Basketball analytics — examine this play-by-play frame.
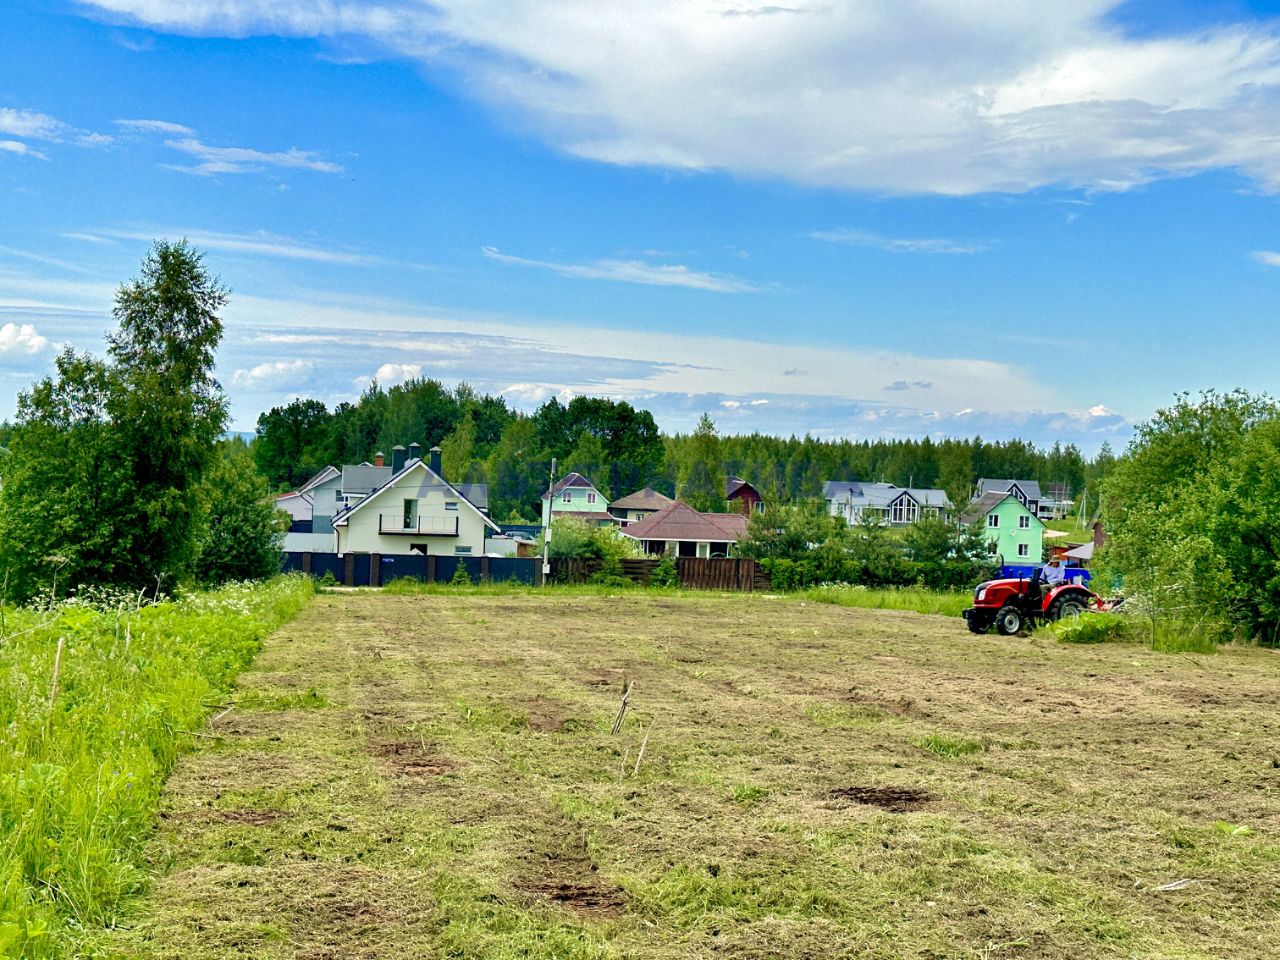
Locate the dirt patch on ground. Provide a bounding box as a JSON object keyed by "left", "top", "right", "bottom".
{"left": 844, "top": 689, "right": 920, "bottom": 718}
{"left": 372, "top": 740, "right": 455, "bottom": 777}
{"left": 828, "top": 786, "right": 933, "bottom": 813}
{"left": 525, "top": 879, "right": 626, "bottom": 915}
{"left": 520, "top": 696, "right": 568, "bottom": 732}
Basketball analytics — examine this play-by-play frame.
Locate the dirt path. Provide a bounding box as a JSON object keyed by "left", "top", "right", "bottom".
{"left": 112, "top": 591, "right": 1280, "bottom": 959}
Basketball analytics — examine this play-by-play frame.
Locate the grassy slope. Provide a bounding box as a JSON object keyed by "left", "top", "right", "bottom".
{"left": 113, "top": 591, "right": 1279, "bottom": 959}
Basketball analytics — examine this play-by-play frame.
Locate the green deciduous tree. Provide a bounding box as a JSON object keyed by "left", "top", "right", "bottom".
{"left": 0, "top": 241, "right": 230, "bottom": 600}
{"left": 195, "top": 442, "right": 287, "bottom": 584}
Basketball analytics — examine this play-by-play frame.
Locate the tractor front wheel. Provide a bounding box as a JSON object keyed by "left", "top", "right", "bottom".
{"left": 1051, "top": 598, "right": 1086, "bottom": 621}
{"left": 995, "top": 605, "right": 1024, "bottom": 636}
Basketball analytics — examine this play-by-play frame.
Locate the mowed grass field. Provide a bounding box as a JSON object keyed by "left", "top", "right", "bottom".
{"left": 111, "top": 591, "right": 1279, "bottom": 959}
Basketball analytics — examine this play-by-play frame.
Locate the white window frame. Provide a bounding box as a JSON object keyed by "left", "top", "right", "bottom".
{"left": 696, "top": 542, "right": 710, "bottom": 559}
{"left": 1017, "top": 543, "right": 1029, "bottom": 557}
{"left": 562, "top": 491, "right": 572, "bottom": 503}
{"left": 454, "top": 546, "right": 472, "bottom": 555}
{"left": 1019, "top": 515, "right": 1030, "bottom": 529}
{"left": 988, "top": 514, "right": 1000, "bottom": 528}
{"left": 445, "top": 500, "right": 459, "bottom": 511}
{"left": 587, "top": 492, "right": 597, "bottom": 504}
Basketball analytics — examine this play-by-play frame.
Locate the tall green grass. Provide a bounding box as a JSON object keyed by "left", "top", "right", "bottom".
{"left": 803, "top": 583, "right": 971, "bottom": 618}
{"left": 0, "top": 576, "right": 312, "bottom": 958}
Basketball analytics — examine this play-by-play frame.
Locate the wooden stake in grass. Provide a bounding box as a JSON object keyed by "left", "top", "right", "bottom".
{"left": 632, "top": 722, "right": 652, "bottom": 778}
{"left": 611, "top": 679, "right": 634, "bottom": 735}
{"left": 49, "top": 637, "right": 65, "bottom": 712}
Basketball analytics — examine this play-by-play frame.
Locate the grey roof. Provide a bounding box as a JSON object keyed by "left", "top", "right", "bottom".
{"left": 455, "top": 483, "right": 489, "bottom": 512}
{"left": 976, "top": 478, "right": 1042, "bottom": 501}
{"left": 298, "top": 465, "right": 340, "bottom": 494}
{"left": 960, "top": 491, "right": 1046, "bottom": 526}
{"left": 823, "top": 480, "right": 952, "bottom": 509}
{"left": 610, "top": 487, "right": 674, "bottom": 511}
{"left": 341, "top": 463, "right": 392, "bottom": 495}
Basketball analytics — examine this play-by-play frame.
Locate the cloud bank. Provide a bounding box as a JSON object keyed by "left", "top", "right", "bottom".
{"left": 76, "top": 0, "right": 1280, "bottom": 195}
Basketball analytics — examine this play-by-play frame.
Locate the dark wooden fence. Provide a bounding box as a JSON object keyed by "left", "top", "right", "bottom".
{"left": 550, "top": 557, "right": 768, "bottom": 591}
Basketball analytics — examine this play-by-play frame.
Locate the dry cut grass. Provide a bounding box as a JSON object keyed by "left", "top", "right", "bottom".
{"left": 109, "top": 590, "right": 1280, "bottom": 959}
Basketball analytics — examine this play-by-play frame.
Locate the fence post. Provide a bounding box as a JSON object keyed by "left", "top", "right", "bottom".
{"left": 301, "top": 552, "right": 312, "bottom": 575}
{"left": 370, "top": 553, "right": 381, "bottom": 588}
{"left": 480, "top": 556, "right": 490, "bottom": 583}
{"left": 343, "top": 553, "right": 355, "bottom": 587}
{"left": 427, "top": 555, "right": 437, "bottom": 584}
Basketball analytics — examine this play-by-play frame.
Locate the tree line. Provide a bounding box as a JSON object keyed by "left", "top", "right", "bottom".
{"left": 253, "top": 389, "right": 1119, "bottom": 521}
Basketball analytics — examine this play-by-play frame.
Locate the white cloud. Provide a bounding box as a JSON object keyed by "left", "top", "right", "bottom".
{"left": 231, "top": 358, "right": 313, "bottom": 386}
{"left": 482, "top": 246, "right": 761, "bottom": 293}
{"left": 0, "top": 140, "right": 48, "bottom": 160}
{"left": 69, "top": 1, "right": 1280, "bottom": 195}
{"left": 94, "top": 227, "right": 376, "bottom": 264}
{"left": 162, "top": 137, "right": 342, "bottom": 175}
{"left": 1252, "top": 251, "right": 1280, "bottom": 267}
{"left": 0, "top": 322, "right": 49, "bottom": 354}
{"left": 354, "top": 362, "right": 423, "bottom": 388}
{"left": 114, "top": 118, "right": 195, "bottom": 135}
{"left": 0, "top": 108, "right": 67, "bottom": 140}
{"left": 809, "top": 229, "right": 989, "bottom": 255}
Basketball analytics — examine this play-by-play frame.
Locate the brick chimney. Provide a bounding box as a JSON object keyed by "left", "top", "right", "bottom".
{"left": 374, "top": 451, "right": 385, "bottom": 468}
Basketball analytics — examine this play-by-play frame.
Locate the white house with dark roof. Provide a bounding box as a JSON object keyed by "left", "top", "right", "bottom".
{"left": 540, "top": 472, "right": 611, "bottom": 527}
{"left": 333, "top": 447, "right": 501, "bottom": 557}
{"left": 823, "top": 480, "right": 952, "bottom": 527}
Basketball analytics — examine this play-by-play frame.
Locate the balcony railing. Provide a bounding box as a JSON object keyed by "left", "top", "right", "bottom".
{"left": 379, "top": 514, "right": 459, "bottom": 536}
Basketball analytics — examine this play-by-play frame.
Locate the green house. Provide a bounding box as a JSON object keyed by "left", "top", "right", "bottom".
{"left": 960, "top": 491, "right": 1046, "bottom": 566}
{"left": 540, "top": 472, "right": 611, "bottom": 528}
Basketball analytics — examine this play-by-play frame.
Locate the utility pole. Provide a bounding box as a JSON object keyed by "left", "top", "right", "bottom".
{"left": 542, "top": 457, "right": 557, "bottom": 585}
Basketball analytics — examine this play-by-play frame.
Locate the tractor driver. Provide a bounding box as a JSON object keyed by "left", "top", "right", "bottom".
{"left": 1041, "top": 556, "right": 1067, "bottom": 597}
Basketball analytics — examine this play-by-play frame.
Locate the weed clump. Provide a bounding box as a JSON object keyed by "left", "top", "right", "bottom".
{"left": 915, "top": 733, "right": 984, "bottom": 758}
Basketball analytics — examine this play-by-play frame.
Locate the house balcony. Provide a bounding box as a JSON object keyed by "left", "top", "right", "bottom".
{"left": 378, "top": 514, "right": 459, "bottom": 536}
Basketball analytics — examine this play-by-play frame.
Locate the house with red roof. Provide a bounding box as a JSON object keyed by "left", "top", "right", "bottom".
{"left": 620, "top": 501, "right": 748, "bottom": 558}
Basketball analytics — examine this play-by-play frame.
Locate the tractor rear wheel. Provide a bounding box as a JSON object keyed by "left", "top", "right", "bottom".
{"left": 995, "top": 605, "right": 1024, "bottom": 636}
{"left": 1051, "top": 597, "right": 1086, "bottom": 621}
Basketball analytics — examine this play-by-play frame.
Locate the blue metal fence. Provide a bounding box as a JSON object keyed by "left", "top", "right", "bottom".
{"left": 282, "top": 551, "right": 538, "bottom": 586}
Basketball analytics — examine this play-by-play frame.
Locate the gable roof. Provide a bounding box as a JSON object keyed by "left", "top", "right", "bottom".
{"left": 725, "top": 476, "right": 760, "bottom": 499}
{"left": 298, "top": 465, "right": 340, "bottom": 495}
{"left": 610, "top": 487, "right": 674, "bottom": 511}
{"left": 620, "top": 501, "right": 748, "bottom": 543}
{"left": 454, "top": 483, "right": 488, "bottom": 512}
{"left": 960, "top": 491, "right": 1046, "bottom": 526}
{"left": 333, "top": 458, "right": 501, "bottom": 532}
{"left": 542, "top": 471, "right": 606, "bottom": 501}
{"left": 342, "top": 463, "right": 393, "bottom": 496}
{"left": 824, "top": 480, "right": 952, "bottom": 509}
{"left": 976, "top": 478, "right": 1043, "bottom": 501}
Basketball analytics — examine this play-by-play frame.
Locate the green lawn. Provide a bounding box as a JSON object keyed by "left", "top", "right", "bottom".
{"left": 107, "top": 590, "right": 1280, "bottom": 959}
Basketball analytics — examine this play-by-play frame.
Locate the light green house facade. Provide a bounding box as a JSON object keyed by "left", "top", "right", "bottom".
{"left": 962, "top": 492, "right": 1045, "bottom": 565}
{"left": 540, "top": 472, "right": 611, "bottom": 527}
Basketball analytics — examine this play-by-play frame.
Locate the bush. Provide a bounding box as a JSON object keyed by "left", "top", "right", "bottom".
{"left": 589, "top": 553, "right": 631, "bottom": 588}
{"left": 649, "top": 553, "right": 678, "bottom": 588}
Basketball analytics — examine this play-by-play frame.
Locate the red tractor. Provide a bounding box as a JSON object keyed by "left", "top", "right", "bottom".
{"left": 962, "top": 569, "right": 1104, "bottom": 635}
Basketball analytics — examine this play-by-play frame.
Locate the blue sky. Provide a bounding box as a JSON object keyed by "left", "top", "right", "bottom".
{"left": 3, "top": 1, "right": 1280, "bottom": 451}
